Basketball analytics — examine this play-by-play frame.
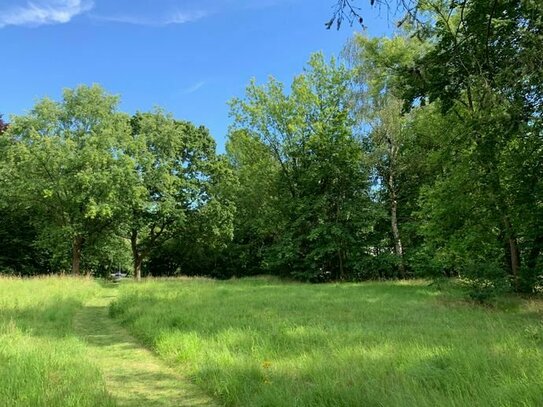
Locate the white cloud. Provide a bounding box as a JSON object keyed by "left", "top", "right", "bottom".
{"left": 168, "top": 10, "right": 208, "bottom": 24}
{"left": 0, "top": 0, "right": 93, "bottom": 28}
{"left": 0, "top": 0, "right": 286, "bottom": 29}
{"left": 183, "top": 81, "right": 206, "bottom": 94}
{"left": 91, "top": 9, "right": 208, "bottom": 26}
{"left": 89, "top": 0, "right": 286, "bottom": 27}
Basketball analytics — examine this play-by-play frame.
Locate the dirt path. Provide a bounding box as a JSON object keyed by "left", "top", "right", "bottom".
{"left": 73, "top": 286, "right": 216, "bottom": 407}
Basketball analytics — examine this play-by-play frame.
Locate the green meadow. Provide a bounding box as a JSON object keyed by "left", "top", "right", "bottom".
{"left": 0, "top": 277, "right": 114, "bottom": 406}
{"left": 112, "top": 277, "right": 543, "bottom": 407}
{"left": 2, "top": 276, "right": 543, "bottom": 406}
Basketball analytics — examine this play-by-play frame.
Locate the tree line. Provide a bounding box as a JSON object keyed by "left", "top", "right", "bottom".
{"left": 1, "top": 0, "right": 541, "bottom": 294}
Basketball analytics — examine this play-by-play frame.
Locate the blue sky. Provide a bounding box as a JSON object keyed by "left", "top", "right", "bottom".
{"left": 1, "top": 0, "right": 394, "bottom": 151}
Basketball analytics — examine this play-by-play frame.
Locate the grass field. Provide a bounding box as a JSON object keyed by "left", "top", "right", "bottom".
{"left": 2, "top": 276, "right": 543, "bottom": 406}
{"left": 111, "top": 277, "right": 543, "bottom": 407}
{"left": 0, "top": 276, "right": 114, "bottom": 406}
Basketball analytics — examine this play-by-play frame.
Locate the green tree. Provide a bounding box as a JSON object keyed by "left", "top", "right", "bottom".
{"left": 125, "top": 111, "right": 234, "bottom": 280}
{"left": 2, "top": 85, "right": 132, "bottom": 274}
{"left": 223, "top": 130, "right": 282, "bottom": 276}
{"left": 0, "top": 114, "right": 43, "bottom": 274}
{"left": 230, "top": 53, "right": 375, "bottom": 280}
{"left": 346, "top": 34, "right": 430, "bottom": 277}
{"left": 398, "top": 0, "right": 543, "bottom": 290}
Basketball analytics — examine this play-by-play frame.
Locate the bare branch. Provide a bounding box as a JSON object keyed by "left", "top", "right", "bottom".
{"left": 327, "top": 0, "right": 419, "bottom": 30}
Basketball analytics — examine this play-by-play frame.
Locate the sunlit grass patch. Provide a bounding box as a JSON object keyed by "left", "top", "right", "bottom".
{"left": 0, "top": 276, "right": 114, "bottom": 407}
{"left": 113, "top": 278, "right": 543, "bottom": 406}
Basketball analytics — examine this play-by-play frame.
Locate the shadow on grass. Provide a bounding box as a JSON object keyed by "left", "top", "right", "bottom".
{"left": 0, "top": 298, "right": 85, "bottom": 338}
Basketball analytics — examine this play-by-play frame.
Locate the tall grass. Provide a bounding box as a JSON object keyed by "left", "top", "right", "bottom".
{"left": 112, "top": 277, "right": 543, "bottom": 406}
{"left": 0, "top": 276, "right": 114, "bottom": 406}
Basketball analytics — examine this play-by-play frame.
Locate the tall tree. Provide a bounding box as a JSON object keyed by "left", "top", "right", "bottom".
{"left": 223, "top": 130, "right": 282, "bottom": 276}
{"left": 125, "top": 111, "right": 234, "bottom": 280}
{"left": 346, "top": 34, "right": 429, "bottom": 277}
{"left": 398, "top": 0, "right": 543, "bottom": 290}
{"left": 230, "top": 54, "right": 375, "bottom": 280}
{"left": 3, "top": 85, "right": 132, "bottom": 274}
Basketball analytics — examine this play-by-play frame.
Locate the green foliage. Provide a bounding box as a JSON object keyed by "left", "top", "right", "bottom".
{"left": 345, "top": 33, "right": 440, "bottom": 279}
{"left": 229, "top": 53, "right": 376, "bottom": 280}
{"left": 396, "top": 0, "right": 543, "bottom": 291}
{"left": 2, "top": 85, "right": 132, "bottom": 274}
{"left": 0, "top": 204, "right": 50, "bottom": 275}
{"left": 341, "top": 1, "right": 543, "bottom": 291}
{"left": 0, "top": 88, "right": 233, "bottom": 277}
{"left": 220, "top": 130, "right": 282, "bottom": 277}
{"left": 124, "top": 111, "right": 235, "bottom": 278}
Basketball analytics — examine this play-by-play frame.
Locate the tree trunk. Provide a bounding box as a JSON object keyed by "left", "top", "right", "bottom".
{"left": 130, "top": 229, "right": 143, "bottom": 281}
{"left": 483, "top": 156, "right": 520, "bottom": 289}
{"left": 134, "top": 254, "right": 143, "bottom": 282}
{"left": 338, "top": 248, "right": 345, "bottom": 280}
{"left": 509, "top": 236, "right": 521, "bottom": 291}
{"left": 503, "top": 217, "right": 520, "bottom": 290}
{"left": 71, "top": 235, "right": 84, "bottom": 275}
{"left": 388, "top": 173, "right": 405, "bottom": 278}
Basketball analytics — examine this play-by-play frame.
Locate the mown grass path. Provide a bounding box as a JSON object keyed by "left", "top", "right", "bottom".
{"left": 73, "top": 285, "right": 216, "bottom": 407}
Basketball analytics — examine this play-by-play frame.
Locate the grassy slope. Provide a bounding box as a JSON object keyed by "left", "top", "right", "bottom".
{"left": 112, "top": 277, "right": 543, "bottom": 407}
{"left": 0, "top": 276, "right": 114, "bottom": 407}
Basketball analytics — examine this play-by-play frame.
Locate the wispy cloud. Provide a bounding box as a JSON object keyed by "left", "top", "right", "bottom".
{"left": 0, "top": 0, "right": 286, "bottom": 29}
{"left": 91, "top": 9, "right": 208, "bottom": 26}
{"left": 0, "top": 0, "right": 93, "bottom": 28}
{"left": 91, "top": 0, "right": 287, "bottom": 27}
{"left": 183, "top": 81, "right": 206, "bottom": 94}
